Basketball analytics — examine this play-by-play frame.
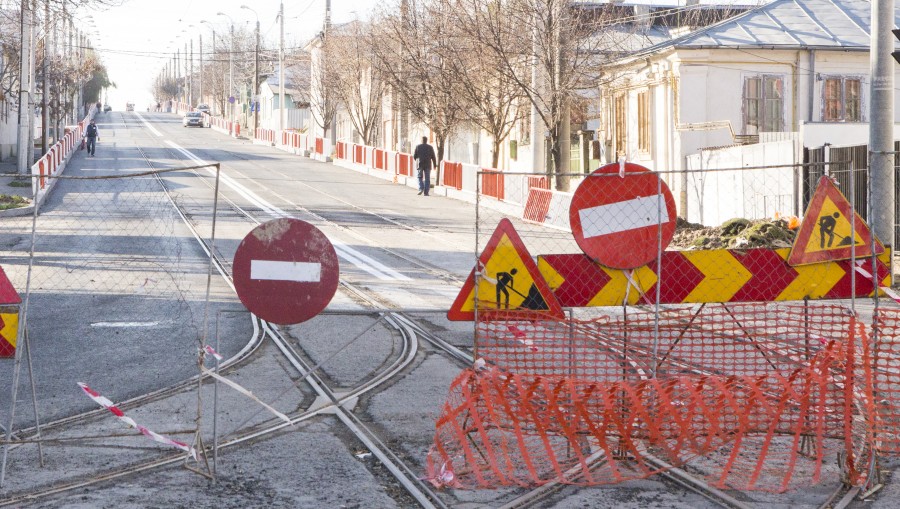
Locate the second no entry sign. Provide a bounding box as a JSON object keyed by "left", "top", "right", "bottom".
{"left": 233, "top": 218, "right": 340, "bottom": 324}
{"left": 569, "top": 162, "right": 676, "bottom": 269}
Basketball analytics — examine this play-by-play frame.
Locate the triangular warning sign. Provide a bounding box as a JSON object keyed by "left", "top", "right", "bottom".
{"left": 788, "top": 175, "right": 884, "bottom": 266}
{"left": 448, "top": 218, "right": 564, "bottom": 321}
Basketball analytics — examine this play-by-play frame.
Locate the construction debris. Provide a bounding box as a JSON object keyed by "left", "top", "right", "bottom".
{"left": 670, "top": 217, "right": 797, "bottom": 250}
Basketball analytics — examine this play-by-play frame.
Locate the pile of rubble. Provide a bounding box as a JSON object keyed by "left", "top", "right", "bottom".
{"left": 670, "top": 217, "right": 798, "bottom": 250}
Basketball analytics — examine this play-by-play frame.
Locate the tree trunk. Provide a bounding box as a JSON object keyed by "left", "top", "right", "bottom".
{"left": 435, "top": 136, "right": 445, "bottom": 186}
{"left": 491, "top": 137, "right": 501, "bottom": 169}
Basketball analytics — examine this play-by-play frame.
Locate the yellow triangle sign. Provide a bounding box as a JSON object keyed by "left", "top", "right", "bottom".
{"left": 788, "top": 176, "right": 884, "bottom": 266}
{"left": 448, "top": 219, "right": 563, "bottom": 321}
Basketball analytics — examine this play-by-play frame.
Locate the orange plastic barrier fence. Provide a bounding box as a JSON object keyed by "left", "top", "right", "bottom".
{"left": 397, "top": 153, "right": 413, "bottom": 176}
{"left": 872, "top": 309, "right": 900, "bottom": 455}
{"left": 374, "top": 149, "right": 386, "bottom": 170}
{"left": 481, "top": 169, "right": 504, "bottom": 200}
{"left": 527, "top": 175, "right": 549, "bottom": 190}
{"left": 443, "top": 162, "right": 463, "bottom": 190}
{"left": 428, "top": 304, "right": 872, "bottom": 492}
{"left": 522, "top": 187, "right": 552, "bottom": 223}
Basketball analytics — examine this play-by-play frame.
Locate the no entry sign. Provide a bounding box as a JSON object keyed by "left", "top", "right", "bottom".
{"left": 233, "top": 218, "right": 340, "bottom": 324}
{"left": 569, "top": 162, "right": 676, "bottom": 269}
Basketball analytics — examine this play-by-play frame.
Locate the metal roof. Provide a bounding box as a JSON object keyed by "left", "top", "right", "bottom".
{"left": 668, "top": 0, "right": 882, "bottom": 50}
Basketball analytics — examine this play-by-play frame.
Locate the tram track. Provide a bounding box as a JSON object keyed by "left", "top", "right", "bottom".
{"left": 141, "top": 117, "right": 855, "bottom": 509}
{"left": 0, "top": 113, "right": 856, "bottom": 508}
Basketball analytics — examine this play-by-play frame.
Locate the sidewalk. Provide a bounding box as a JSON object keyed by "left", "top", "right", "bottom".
{"left": 0, "top": 159, "right": 34, "bottom": 216}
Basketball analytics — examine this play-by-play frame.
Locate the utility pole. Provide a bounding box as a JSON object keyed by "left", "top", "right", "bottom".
{"left": 16, "top": 0, "right": 33, "bottom": 174}
{"left": 870, "top": 0, "right": 895, "bottom": 249}
{"left": 399, "top": 0, "right": 408, "bottom": 153}
{"left": 325, "top": 0, "right": 334, "bottom": 146}
{"left": 41, "top": 0, "right": 48, "bottom": 156}
{"left": 199, "top": 34, "right": 203, "bottom": 107}
{"left": 556, "top": 0, "right": 571, "bottom": 192}
{"left": 279, "top": 1, "right": 285, "bottom": 133}
{"left": 254, "top": 19, "right": 259, "bottom": 132}
{"left": 530, "top": 12, "right": 543, "bottom": 175}
{"left": 189, "top": 39, "right": 193, "bottom": 107}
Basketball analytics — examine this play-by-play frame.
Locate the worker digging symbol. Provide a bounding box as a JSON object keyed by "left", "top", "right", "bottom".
{"left": 818, "top": 211, "right": 854, "bottom": 249}
{"left": 496, "top": 268, "right": 517, "bottom": 309}
{"left": 481, "top": 267, "right": 550, "bottom": 311}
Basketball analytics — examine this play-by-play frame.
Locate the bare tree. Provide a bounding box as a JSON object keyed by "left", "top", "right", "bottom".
{"left": 309, "top": 32, "right": 338, "bottom": 140}
{"left": 445, "top": 4, "right": 525, "bottom": 169}
{"left": 372, "top": 0, "right": 464, "bottom": 181}
{"left": 325, "top": 21, "right": 385, "bottom": 146}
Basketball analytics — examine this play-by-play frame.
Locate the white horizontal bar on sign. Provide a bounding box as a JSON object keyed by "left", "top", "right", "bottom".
{"left": 251, "top": 260, "right": 321, "bottom": 282}
{"left": 579, "top": 194, "right": 670, "bottom": 238}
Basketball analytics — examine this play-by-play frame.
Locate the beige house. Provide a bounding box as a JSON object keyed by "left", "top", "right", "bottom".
{"left": 595, "top": 0, "right": 900, "bottom": 223}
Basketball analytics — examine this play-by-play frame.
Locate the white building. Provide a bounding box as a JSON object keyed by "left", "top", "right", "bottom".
{"left": 258, "top": 63, "right": 311, "bottom": 132}
{"left": 597, "top": 0, "right": 900, "bottom": 223}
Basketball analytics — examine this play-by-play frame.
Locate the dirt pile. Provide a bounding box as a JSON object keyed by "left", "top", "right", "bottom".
{"left": 670, "top": 217, "right": 797, "bottom": 250}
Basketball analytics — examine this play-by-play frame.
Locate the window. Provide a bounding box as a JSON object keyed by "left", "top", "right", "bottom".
{"left": 518, "top": 100, "right": 531, "bottom": 144}
{"left": 823, "top": 77, "right": 862, "bottom": 122}
{"left": 614, "top": 94, "right": 626, "bottom": 156}
{"left": 743, "top": 75, "right": 784, "bottom": 134}
{"left": 637, "top": 90, "right": 650, "bottom": 152}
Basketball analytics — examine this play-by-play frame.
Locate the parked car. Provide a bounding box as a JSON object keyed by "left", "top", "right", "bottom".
{"left": 196, "top": 104, "right": 210, "bottom": 115}
{"left": 103, "top": 104, "right": 111, "bottom": 112}
{"left": 125, "top": 102, "right": 135, "bottom": 112}
{"left": 182, "top": 112, "right": 204, "bottom": 127}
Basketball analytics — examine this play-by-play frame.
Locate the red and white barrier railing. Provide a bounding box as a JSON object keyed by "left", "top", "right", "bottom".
{"left": 31, "top": 110, "right": 91, "bottom": 207}
{"left": 254, "top": 128, "right": 275, "bottom": 145}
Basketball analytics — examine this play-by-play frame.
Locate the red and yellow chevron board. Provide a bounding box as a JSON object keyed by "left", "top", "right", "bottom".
{"left": 0, "top": 266, "right": 21, "bottom": 357}
{"left": 538, "top": 248, "right": 892, "bottom": 307}
{"left": 448, "top": 174, "right": 894, "bottom": 319}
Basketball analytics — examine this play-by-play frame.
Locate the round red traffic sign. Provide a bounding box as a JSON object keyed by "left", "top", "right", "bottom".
{"left": 569, "top": 162, "right": 676, "bottom": 269}
{"left": 233, "top": 218, "right": 340, "bottom": 324}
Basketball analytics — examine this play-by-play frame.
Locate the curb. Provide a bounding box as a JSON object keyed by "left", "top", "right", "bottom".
{"left": 0, "top": 204, "right": 34, "bottom": 218}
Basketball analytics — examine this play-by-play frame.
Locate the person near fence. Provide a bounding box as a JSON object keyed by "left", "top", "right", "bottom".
{"left": 414, "top": 136, "right": 437, "bottom": 196}
{"left": 84, "top": 120, "right": 99, "bottom": 157}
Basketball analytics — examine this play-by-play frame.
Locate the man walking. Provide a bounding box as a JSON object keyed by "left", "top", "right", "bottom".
{"left": 413, "top": 136, "right": 437, "bottom": 196}
{"left": 84, "top": 119, "right": 99, "bottom": 157}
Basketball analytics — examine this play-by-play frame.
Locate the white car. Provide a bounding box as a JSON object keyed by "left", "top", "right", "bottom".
{"left": 182, "top": 112, "right": 204, "bottom": 127}
{"left": 196, "top": 104, "right": 211, "bottom": 115}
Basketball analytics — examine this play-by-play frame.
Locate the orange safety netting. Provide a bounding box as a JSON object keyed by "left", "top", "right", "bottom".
{"left": 873, "top": 309, "right": 900, "bottom": 455}
{"left": 428, "top": 303, "right": 873, "bottom": 492}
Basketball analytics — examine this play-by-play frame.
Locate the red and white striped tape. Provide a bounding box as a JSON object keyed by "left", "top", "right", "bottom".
{"left": 853, "top": 264, "right": 900, "bottom": 305}
{"left": 78, "top": 382, "right": 197, "bottom": 459}
{"left": 203, "top": 345, "right": 223, "bottom": 361}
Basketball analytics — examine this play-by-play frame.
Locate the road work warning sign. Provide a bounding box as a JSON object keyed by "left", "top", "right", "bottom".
{"left": 788, "top": 175, "right": 884, "bottom": 266}
{"left": 448, "top": 218, "right": 563, "bottom": 321}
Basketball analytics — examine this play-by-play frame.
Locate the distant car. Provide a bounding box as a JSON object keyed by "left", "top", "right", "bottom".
{"left": 182, "top": 111, "right": 204, "bottom": 127}
{"left": 196, "top": 104, "right": 210, "bottom": 115}
{"left": 103, "top": 104, "right": 111, "bottom": 112}
{"left": 125, "top": 102, "right": 134, "bottom": 112}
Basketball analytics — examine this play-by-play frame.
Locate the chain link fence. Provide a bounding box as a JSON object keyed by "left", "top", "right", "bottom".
{"left": 430, "top": 161, "right": 897, "bottom": 493}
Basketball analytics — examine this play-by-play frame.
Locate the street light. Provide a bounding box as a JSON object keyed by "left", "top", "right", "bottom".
{"left": 201, "top": 20, "right": 216, "bottom": 114}
{"left": 240, "top": 4, "right": 260, "bottom": 133}
{"left": 216, "top": 12, "right": 235, "bottom": 127}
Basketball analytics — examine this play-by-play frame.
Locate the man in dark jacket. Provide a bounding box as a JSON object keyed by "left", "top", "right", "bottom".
{"left": 84, "top": 120, "right": 99, "bottom": 156}
{"left": 413, "top": 136, "right": 437, "bottom": 196}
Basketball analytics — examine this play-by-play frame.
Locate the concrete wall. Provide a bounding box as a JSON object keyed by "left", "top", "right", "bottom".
{"left": 0, "top": 102, "right": 18, "bottom": 161}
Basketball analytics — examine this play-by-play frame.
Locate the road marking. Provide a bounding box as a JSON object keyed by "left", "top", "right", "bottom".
{"left": 164, "top": 140, "right": 410, "bottom": 281}
{"left": 133, "top": 111, "right": 163, "bottom": 137}
{"left": 251, "top": 260, "right": 321, "bottom": 282}
{"left": 90, "top": 321, "right": 160, "bottom": 328}
{"left": 579, "top": 194, "right": 668, "bottom": 238}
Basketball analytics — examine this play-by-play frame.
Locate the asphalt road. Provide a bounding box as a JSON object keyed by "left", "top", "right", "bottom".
{"left": 0, "top": 110, "right": 887, "bottom": 508}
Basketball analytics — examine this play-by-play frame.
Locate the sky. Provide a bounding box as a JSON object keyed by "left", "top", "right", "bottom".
{"left": 90, "top": 0, "right": 381, "bottom": 109}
